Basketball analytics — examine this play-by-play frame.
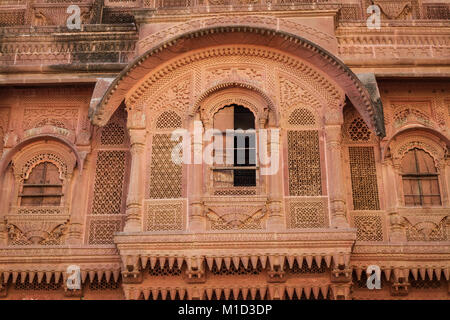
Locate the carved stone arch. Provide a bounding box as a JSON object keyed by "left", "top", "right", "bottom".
{"left": 11, "top": 141, "right": 77, "bottom": 181}
{"left": 93, "top": 26, "right": 379, "bottom": 135}
{"left": 384, "top": 127, "right": 450, "bottom": 162}
{"left": 193, "top": 84, "right": 276, "bottom": 127}
{"left": 277, "top": 71, "right": 325, "bottom": 114}
{"left": 137, "top": 15, "right": 337, "bottom": 55}
{"left": 0, "top": 135, "right": 83, "bottom": 179}
{"left": 388, "top": 131, "right": 447, "bottom": 169}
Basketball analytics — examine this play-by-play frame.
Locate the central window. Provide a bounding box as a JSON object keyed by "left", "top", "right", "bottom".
{"left": 213, "top": 104, "right": 256, "bottom": 188}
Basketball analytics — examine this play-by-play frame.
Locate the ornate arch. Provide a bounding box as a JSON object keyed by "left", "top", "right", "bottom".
{"left": 11, "top": 141, "right": 77, "bottom": 180}
{"left": 0, "top": 135, "right": 83, "bottom": 179}
{"left": 387, "top": 131, "right": 447, "bottom": 169}
{"left": 195, "top": 85, "right": 274, "bottom": 127}
{"left": 91, "top": 26, "right": 379, "bottom": 135}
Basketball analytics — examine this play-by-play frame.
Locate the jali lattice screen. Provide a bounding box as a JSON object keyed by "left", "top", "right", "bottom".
{"left": 348, "top": 147, "right": 380, "bottom": 210}
{"left": 287, "top": 130, "right": 322, "bottom": 196}
{"left": 353, "top": 214, "right": 384, "bottom": 241}
{"left": 286, "top": 197, "right": 329, "bottom": 228}
{"left": 149, "top": 134, "right": 182, "bottom": 199}
{"left": 144, "top": 199, "right": 185, "bottom": 231}
{"left": 87, "top": 106, "right": 129, "bottom": 245}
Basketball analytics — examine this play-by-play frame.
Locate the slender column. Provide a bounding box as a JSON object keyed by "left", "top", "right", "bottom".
{"left": 66, "top": 152, "right": 90, "bottom": 245}
{"left": 123, "top": 128, "right": 146, "bottom": 232}
{"left": 189, "top": 119, "right": 205, "bottom": 232}
{"left": 325, "top": 112, "right": 349, "bottom": 228}
{"left": 392, "top": 161, "right": 404, "bottom": 208}
{"left": 438, "top": 162, "right": 449, "bottom": 206}
{"left": 266, "top": 127, "right": 284, "bottom": 231}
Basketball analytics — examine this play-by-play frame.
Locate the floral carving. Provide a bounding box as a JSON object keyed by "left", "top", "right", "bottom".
{"left": 23, "top": 108, "right": 79, "bottom": 131}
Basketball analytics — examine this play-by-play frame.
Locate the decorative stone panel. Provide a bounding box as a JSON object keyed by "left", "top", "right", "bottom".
{"left": 144, "top": 199, "right": 186, "bottom": 232}
{"left": 350, "top": 211, "right": 386, "bottom": 242}
{"left": 285, "top": 197, "right": 329, "bottom": 229}
{"left": 88, "top": 217, "right": 123, "bottom": 245}
{"left": 204, "top": 196, "right": 267, "bottom": 230}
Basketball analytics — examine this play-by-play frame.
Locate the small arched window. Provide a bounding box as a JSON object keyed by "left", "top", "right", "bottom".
{"left": 20, "top": 162, "right": 63, "bottom": 206}
{"left": 401, "top": 148, "right": 441, "bottom": 207}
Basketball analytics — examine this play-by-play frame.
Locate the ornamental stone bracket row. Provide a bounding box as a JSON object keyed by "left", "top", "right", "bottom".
{"left": 352, "top": 252, "right": 450, "bottom": 297}
{"left": 0, "top": 260, "right": 121, "bottom": 298}
{"left": 114, "top": 231, "right": 356, "bottom": 299}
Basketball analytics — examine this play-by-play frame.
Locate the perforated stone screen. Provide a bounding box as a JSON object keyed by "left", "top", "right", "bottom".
{"left": 149, "top": 134, "right": 182, "bottom": 199}
{"left": 287, "top": 130, "right": 322, "bottom": 196}
{"left": 348, "top": 147, "right": 380, "bottom": 210}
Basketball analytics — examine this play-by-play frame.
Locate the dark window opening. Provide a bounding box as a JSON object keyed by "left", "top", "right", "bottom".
{"left": 213, "top": 104, "right": 256, "bottom": 187}
{"left": 233, "top": 105, "right": 256, "bottom": 186}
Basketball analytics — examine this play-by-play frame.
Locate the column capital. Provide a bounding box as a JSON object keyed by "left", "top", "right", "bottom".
{"left": 325, "top": 125, "right": 343, "bottom": 147}
{"left": 128, "top": 128, "right": 147, "bottom": 147}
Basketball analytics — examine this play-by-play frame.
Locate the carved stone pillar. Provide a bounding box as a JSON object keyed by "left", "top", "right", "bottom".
{"left": 266, "top": 127, "right": 284, "bottom": 231}
{"left": 325, "top": 114, "right": 349, "bottom": 228}
{"left": 189, "top": 118, "right": 205, "bottom": 232}
{"left": 388, "top": 209, "right": 406, "bottom": 242}
{"left": 66, "top": 152, "right": 90, "bottom": 245}
{"left": 124, "top": 128, "right": 146, "bottom": 232}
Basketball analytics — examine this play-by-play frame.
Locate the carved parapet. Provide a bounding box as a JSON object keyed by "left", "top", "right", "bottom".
{"left": 203, "top": 196, "right": 268, "bottom": 231}
{"left": 388, "top": 209, "right": 407, "bottom": 242}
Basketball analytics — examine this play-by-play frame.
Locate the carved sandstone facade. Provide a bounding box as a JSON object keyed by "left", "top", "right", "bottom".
{"left": 0, "top": 0, "right": 449, "bottom": 300}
